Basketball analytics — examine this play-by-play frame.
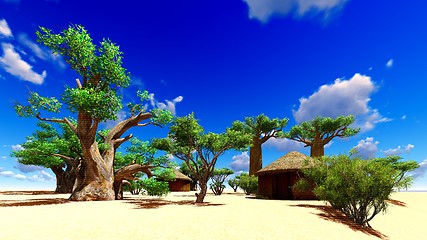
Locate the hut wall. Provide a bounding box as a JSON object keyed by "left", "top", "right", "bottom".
{"left": 273, "top": 173, "right": 293, "bottom": 200}
{"left": 168, "top": 180, "right": 190, "bottom": 192}
{"left": 257, "top": 174, "right": 273, "bottom": 199}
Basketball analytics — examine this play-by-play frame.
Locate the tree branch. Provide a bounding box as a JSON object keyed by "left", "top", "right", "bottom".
{"left": 114, "top": 134, "right": 133, "bottom": 148}
{"left": 36, "top": 113, "right": 77, "bottom": 134}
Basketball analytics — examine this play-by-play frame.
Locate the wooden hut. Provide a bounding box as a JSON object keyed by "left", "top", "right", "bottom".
{"left": 162, "top": 169, "right": 192, "bottom": 192}
{"left": 255, "top": 151, "right": 317, "bottom": 200}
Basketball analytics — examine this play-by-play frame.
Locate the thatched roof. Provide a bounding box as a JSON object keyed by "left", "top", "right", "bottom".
{"left": 256, "top": 151, "right": 314, "bottom": 176}
{"left": 172, "top": 169, "right": 192, "bottom": 181}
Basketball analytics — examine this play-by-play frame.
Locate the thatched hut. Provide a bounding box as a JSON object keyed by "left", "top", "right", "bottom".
{"left": 160, "top": 169, "right": 192, "bottom": 192}
{"left": 255, "top": 151, "right": 317, "bottom": 200}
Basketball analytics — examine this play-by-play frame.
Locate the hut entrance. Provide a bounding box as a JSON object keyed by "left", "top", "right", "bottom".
{"left": 272, "top": 173, "right": 293, "bottom": 200}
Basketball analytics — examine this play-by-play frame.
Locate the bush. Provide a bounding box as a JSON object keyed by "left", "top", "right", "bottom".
{"left": 302, "top": 154, "right": 418, "bottom": 228}
{"left": 123, "top": 180, "right": 144, "bottom": 195}
{"left": 227, "top": 178, "right": 239, "bottom": 192}
{"left": 209, "top": 168, "right": 234, "bottom": 195}
{"left": 141, "top": 178, "right": 170, "bottom": 197}
{"left": 237, "top": 173, "right": 258, "bottom": 195}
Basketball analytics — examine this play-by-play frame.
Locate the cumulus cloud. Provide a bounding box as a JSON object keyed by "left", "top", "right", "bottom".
{"left": 292, "top": 73, "right": 391, "bottom": 132}
{"left": 0, "top": 43, "right": 47, "bottom": 84}
{"left": 28, "top": 170, "right": 54, "bottom": 182}
{"left": 353, "top": 137, "right": 379, "bottom": 159}
{"left": 0, "top": 19, "right": 13, "bottom": 38}
{"left": 410, "top": 159, "right": 427, "bottom": 179}
{"left": 242, "top": 0, "right": 348, "bottom": 22}
{"left": 11, "top": 144, "right": 24, "bottom": 151}
{"left": 17, "top": 33, "right": 66, "bottom": 69}
{"left": 382, "top": 144, "right": 414, "bottom": 156}
{"left": 386, "top": 59, "right": 394, "bottom": 68}
{"left": 264, "top": 137, "right": 305, "bottom": 152}
{"left": 0, "top": 170, "right": 15, "bottom": 177}
{"left": 149, "top": 94, "right": 183, "bottom": 116}
{"left": 229, "top": 152, "right": 249, "bottom": 172}
{"left": 14, "top": 162, "right": 45, "bottom": 173}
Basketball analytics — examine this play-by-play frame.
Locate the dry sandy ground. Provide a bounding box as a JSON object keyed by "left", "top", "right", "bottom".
{"left": 0, "top": 190, "right": 425, "bottom": 240}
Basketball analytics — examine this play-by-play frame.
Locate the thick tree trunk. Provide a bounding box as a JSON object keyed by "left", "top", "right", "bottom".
{"left": 310, "top": 143, "right": 325, "bottom": 157}
{"left": 51, "top": 165, "right": 76, "bottom": 193}
{"left": 69, "top": 141, "right": 115, "bottom": 201}
{"left": 249, "top": 141, "right": 262, "bottom": 176}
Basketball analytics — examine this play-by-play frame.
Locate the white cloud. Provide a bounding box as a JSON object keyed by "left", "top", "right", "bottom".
{"left": 401, "top": 115, "right": 406, "bottom": 120}
{"left": 11, "top": 144, "right": 24, "bottom": 151}
{"left": 29, "top": 170, "right": 54, "bottom": 182}
{"left": 410, "top": 159, "right": 427, "bottom": 179}
{"left": 353, "top": 137, "right": 379, "bottom": 159}
{"left": 264, "top": 137, "right": 305, "bottom": 152}
{"left": 242, "top": 0, "right": 348, "bottom": 22}
{"left": 324, "top": 140, "right": 333, "bottom": 149}
{"left": 0, "top": 170, "right": 15, "bottom": 177}
{"left": 0, "top": 19, "right": 13, "bottom": 38}
{"left": 0, "top": 43, "right": 47, "bottom": 84}
{"left": 1, "top": 156, "right": 6, "bottom": 159}
{"left": 293, "top": 73, "right": 391, "bottom": 132}
{"left": 17, "top": 33, "right": 66, "bottom": 69}
{"left": 14, "top": 162, "right": 45, "bottom": 173}
{"left": 229, "top": 152, "right": 249, "bottom": 172}
{"left": 386, "top": 59, "right": 394, "bottom": 68}
{"left": 149, "top": 93, "right": 183, "bottom": 116}
{"left": 382, "top": 144, "right": 414, "bottom": 156}
{"left": 13, "top": 174, "right": 26, "bottom": 180}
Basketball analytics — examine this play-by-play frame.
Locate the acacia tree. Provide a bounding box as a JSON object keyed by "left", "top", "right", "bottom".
{"left": 179, "top": 160, "right": 203, "bottom": 191}
{"left": 285, "top": 115, "right": 359, "bottom": 157}
{"left": 15, "top": 25, "right": 172, "bottom": 201}
{"left": 152, "top": 114, "right": 252, "bottom": 203}
{"left": 232, "top": 114, "right": 288, "bottom": 175}
{"left": 11, "top": 121, "right": 80, "bottom": 193}
{"left": 209, "top": 168, "right": 234, "bottom": 195}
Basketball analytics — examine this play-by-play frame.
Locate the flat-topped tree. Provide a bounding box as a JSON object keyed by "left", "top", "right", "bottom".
{"left": 152, "top": 113, "right": 252, "bottom": 203}
{"left": 11, "top": 121, "right": 81, "bottom": 193}
{"left": 285, "top": 115, "right": 360, "bottom": 157}
{"left": 14, "top": 25, "right": 172, "bottom": 201}
{"left": 232, "top": 114, "right": 288, "bottom": 175}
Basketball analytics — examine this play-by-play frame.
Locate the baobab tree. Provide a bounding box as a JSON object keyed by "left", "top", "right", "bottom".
{"left": 232, "top": 114, "right": 288, "bottom": 175}
{"left": 285, "top": 115, "right": 360, "bottom": 157}
{"left": 15, "top": 24, "right": 172, "bottom": 201}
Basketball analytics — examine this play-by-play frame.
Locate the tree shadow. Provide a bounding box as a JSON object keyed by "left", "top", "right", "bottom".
{"left": 386, "top": 199, "right": 406, "bottom": 207}
{"left": 126, "top": 199, "right": 224, "bottom": 209}
{"left": 291, "top": 204, "right": 389, "bottom": 240}
{"left": 0, "top": 191, "right": 57, "bottom": 195}
{"left": 0, "top": 198, "right": 69, "bottom": 207}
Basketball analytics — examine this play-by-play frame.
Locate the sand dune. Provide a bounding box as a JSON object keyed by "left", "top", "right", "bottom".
{"left": 0, "top": 190, "right": 425, "bottom": 240}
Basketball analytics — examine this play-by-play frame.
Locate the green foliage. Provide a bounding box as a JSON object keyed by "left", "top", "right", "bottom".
{"left": 209, "top": 168, "right": 234, "bottom": 195}
{"left": 302, "top": 154, "right": 419, "bottom": 228}
{"left": 286, "top": 115, "right": 359, "bottom": 141}
{"left": 227, "top": 178, "right": 239, "bottom": 192}
{"left": 236, "top": 173, "right": 258, "bottom": 195}
{"left": 11, "top": 121, "right": 80, "bottom": 168}
{"left": 124, "top": 180, "right": 144, "bottom": 195}
{"left": 15, "top": 92, "right": 61, "bottom": 117}
{"left": 232, "top": 113, "right": 288, "bottom": 138}
{"left": 141, "top": 178, "right": 170, "bottom": 197}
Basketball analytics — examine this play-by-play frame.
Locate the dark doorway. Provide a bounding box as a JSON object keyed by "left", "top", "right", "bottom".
{"left": 273, "top": 173, "right": 293, "bottom": 199}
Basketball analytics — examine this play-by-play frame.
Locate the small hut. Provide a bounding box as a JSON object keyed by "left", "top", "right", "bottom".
{"left": 255, "top": 151, "right": 317, "bottom": 200}
{"left": 161, "top": 169, "right": 192, "bottom": 192}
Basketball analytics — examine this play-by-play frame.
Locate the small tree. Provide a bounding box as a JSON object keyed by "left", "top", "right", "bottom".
{"left": 209, "top": 168, "right": 234, "bottom": 195}
{"left": 237, "top": 173, "right": 258, "bottom": 195}
{"left": 228, "top": 178, "right": 239, "bottom": 192}
{"left": 285, "top": 115, "right": 359, "bottom": 157}
{"left": 301, "top": 154, "right": 419, "bottom": 228}
{"left": 152, "top": 113, "right": 252, "bottom": 203}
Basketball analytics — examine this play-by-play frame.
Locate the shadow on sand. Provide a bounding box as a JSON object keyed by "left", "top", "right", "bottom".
{"left": 290, "top": 204, "right": 389, "bottom": 239}
{"left": 125, "top": 198, "right": 224, "bottom": 209}
{"left": 0, "top": 198, "right": 69, "bottom": 207}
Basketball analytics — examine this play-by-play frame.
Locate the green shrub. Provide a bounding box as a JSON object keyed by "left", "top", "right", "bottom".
{"left": 141, "top": 178, "right": 170, "bottom": 197}
{"left": 227, "top": 178, "right": 239, "bottom": 192}
{"left": 237, "top": 173, "right": 258, "bottom": 195}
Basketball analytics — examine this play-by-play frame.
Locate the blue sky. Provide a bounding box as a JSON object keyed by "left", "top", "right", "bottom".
{"left": 0, "top": 0, "right": 426, "bottom": 190}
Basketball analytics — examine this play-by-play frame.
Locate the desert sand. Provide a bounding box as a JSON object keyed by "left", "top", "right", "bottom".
{"left": 0, "top": 190, "right": 425, "bottom": 240}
